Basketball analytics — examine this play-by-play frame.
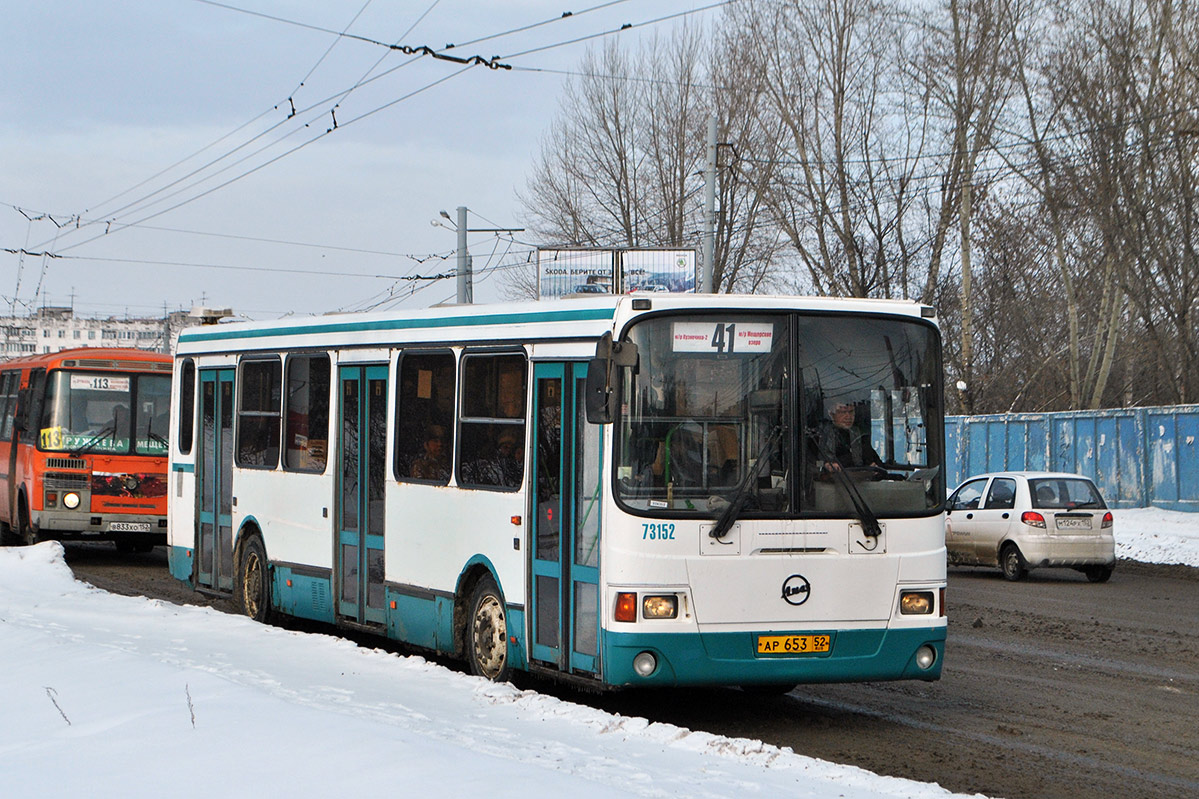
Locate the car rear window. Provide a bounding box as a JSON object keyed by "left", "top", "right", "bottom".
{"left": 1029, "top": 478, "right": 1106, "bottom": 510}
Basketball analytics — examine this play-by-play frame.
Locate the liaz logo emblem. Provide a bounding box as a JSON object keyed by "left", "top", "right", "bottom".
{"left": 781, "top": 574, "right": 811, "bottom": 606}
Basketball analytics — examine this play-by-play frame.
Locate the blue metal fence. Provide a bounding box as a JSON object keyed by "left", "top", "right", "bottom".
{"left": 945, "top": 405, "right": 1199, "bottom": 511}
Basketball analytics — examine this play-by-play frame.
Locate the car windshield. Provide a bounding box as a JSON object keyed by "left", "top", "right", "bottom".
{"left": 1029, "top": 478, "right": 1106, "bottom": 510}
{"left": 39, "top": 370, "right": 171, "bottom": 456}
{"left": 615, "top": 312, "right": 943, "bottom": 517}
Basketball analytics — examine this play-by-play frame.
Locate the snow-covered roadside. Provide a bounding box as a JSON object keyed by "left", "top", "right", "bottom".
{"left": 0, "top": 544, "right": 986, "bottom": 799}
{"left": 3, "top": 506, "right": 1196, "bottom": 799}
{"left": 1111, "top": 507, "right": 1199, "bottom": 567}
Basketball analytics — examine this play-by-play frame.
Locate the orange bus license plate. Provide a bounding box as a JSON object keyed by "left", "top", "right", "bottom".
{"left": 756, "top": 634, "right": 830, "bottom": 655}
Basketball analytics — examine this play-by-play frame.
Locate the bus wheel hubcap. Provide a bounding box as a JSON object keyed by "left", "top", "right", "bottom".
{"left": 473, "top": 595, "right": 506, "bottom": 678}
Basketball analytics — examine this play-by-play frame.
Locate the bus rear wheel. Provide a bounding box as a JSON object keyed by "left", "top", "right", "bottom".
{"left": 466, "top": 576, "right": 510, "bottom": 682}
{"left": 237, "top": 535, "right": 273, "bottom": 624}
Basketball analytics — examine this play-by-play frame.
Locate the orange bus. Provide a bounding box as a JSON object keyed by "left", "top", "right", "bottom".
{"left": 0, "top": 347, "right": 172, "bottom": 551}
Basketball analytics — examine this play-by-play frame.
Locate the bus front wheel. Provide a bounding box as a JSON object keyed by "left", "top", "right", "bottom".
{"left": 237, "top": 535, "right": 273, "bottom": 624}
{"left": 17, "top": 500, "right": 39, "bottom": 547}
{"left": 466, "top": 576, "right": 510, "bottom": 682}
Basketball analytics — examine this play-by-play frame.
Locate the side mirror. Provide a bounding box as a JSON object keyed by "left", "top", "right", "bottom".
{"left": 584, "top": 331, "right": 637, "bottom": 425}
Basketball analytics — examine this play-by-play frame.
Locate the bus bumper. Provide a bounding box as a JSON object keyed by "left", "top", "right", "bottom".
{"left": 601, "top": 625, "right": 945, "bottom": 687}
{"left": 30, "top": 509, "right": 167, "bottom": 544}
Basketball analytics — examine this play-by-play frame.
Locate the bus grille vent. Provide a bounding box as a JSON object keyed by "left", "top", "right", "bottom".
{"left": 46, "top": 458, "right": 88, "bottom": 470}
{"left": 756, "top": 547, "right": 828, "bottom": 555}
{"left": 311, "top": 582, "right": 330, "bottom": 615}
{"left": 45, "top": 472, "right": 90, "bottom": 489}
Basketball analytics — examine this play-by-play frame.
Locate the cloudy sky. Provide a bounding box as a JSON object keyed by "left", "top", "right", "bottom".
{"left": 1, "top": 1, "right": 717, "bottom": 320}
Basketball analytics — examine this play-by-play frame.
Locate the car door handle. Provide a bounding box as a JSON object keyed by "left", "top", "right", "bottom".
{"left": 1002, "top": 512, "right": 1010, "bottom": 519}
{"left": 965, "top": 513, "right": 973, "bottom": 519}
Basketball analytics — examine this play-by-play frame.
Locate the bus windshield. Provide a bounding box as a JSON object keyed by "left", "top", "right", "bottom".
{"left": 39, "top": 371, "right": 171, "bottom": 456}
{"left": 616, "top": 313, "right": 943, "bottom": 517}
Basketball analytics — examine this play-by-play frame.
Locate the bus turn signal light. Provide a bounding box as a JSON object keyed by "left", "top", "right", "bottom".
{"left": 614, "top": 592, "right": 637, "bottom": 622}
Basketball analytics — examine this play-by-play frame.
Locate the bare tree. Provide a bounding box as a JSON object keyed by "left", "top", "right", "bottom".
{"left": 513, "top": 25, "right": 782, "bottom": 298}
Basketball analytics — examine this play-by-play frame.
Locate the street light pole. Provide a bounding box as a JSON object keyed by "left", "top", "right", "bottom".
{"left": 456, "top": 206, "right": 471, "bottom": 304}
{"left": 438, "top": 207, "right": 524, "bottom": 305}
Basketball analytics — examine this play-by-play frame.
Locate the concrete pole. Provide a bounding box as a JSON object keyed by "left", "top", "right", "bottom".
{"left": 702, "top": 115, "right": 717, "bottom": 294}
{"left": 456, "top": 205, "right": 472, "bottom": 304}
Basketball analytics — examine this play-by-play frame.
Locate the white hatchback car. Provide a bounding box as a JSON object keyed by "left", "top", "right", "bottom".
{"left": 945, "top": 471, "right": 1116, "bottom": 582}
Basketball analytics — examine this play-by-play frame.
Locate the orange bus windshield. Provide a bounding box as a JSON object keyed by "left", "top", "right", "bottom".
{"left": 39, "top": 370, "right": 170, "bottom": 456}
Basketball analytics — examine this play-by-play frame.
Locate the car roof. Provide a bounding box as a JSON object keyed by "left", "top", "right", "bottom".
{"left": 957, "top": 471, "right": 1096, "bottom": 482}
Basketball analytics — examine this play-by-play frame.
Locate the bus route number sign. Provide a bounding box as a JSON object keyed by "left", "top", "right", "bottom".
{"left": 71, "top": 375, "right": 130, "bottom": 392}
{"left": 672, "top": 321, "right": 774, "bottom": 355}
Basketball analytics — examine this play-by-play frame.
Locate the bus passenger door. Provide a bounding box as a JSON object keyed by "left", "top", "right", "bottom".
{"left": 197, "top": 369, "right": 234, "bottom": 591}
{"left": 531, "top": 362, "right": 602, "bottom": 677}
{"left": 337, "top": 365, "right": 388, "bottom": 626}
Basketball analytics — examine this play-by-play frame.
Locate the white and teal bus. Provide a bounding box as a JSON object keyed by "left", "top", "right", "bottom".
{"left": 168, "top": 294, "right": 946, "bottom": 690}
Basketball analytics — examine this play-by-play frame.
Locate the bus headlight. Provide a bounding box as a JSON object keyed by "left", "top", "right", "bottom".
{"left": 915, "top": 645, "right": 937, "bottom": 670}
{"left": 899, "top": 591, "right": 934, "bottom": 615}
{"left": 62, "top": 492, "right": 82, "bottom": 510}
{"left": 642, "top": 595, "right": 678, "bottom": 619}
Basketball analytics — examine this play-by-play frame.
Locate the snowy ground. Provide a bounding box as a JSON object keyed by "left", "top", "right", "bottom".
{"left": 1, "top": 507, "right": 1194, "bottom": 799}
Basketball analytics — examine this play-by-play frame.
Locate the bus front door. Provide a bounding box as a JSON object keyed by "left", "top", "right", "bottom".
{"left": 336, "top": 365, "right": 388, "bottom": 626}
{"left": 531, "top": 362, "right": 602, "bottom": 677}
{"left": 197, "top": 369, "right": 234, "bottom": 592}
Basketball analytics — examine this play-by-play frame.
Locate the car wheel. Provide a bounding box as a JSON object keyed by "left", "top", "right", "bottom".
{"left": 465, "top": 575, "right": 510, "bottom": 682}
{"left": 237, "top": 535, "right": 273, "bottom": 623}
{"left": 1084, "top": 564, "right": 1113, "bottom": 583}
{"left": 1000, "top": 542, "right": 1027, "bottom": 581}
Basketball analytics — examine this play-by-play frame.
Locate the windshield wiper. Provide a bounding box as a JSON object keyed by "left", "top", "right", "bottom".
{"left": 807, "top": 428, "right": 883, "bottom": 540}
{"left": 709, "top": 425, "right": 783, "bottom": 541}
{"left": 69, "top": 422, "right": 116, "bottom": 458}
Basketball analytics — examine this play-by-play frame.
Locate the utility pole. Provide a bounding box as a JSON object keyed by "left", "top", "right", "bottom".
{"left": 702, "top": 115, "right": 717, "bottom": 294}
{"left": 439, "top": 207, "right": 524, "bottom": 304}
{"left": 456, "top": 206, "right": 471, "bottom": 304}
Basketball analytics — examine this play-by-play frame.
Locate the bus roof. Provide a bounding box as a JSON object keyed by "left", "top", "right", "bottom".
{"left": 175, "top": 294, "right": 936, "bottom": 356}
{"left": 0, "top": 347, "right": 172, "bottom": 371}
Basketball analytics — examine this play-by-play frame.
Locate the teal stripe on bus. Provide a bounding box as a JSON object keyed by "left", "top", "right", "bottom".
{"left": 178, "top": 307, "right": 617, "bottom": 344}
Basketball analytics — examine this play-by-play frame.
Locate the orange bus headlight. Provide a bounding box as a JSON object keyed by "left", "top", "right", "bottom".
{"left": 899, "top": 591, "right": 934, "bottom": 615}
{"left": 62, "top": 492, "right": 82, "bottom": 510}
{"left": 642, "top": 595, "right": 678, "bottom": 619}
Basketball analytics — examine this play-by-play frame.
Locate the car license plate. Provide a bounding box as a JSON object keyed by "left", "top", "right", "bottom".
{"left": 756, "top": 634, "right": 831, "bottom": 655}
{"left": 109, "top": 521, "right": 152, "bottom": 533}
{"left": 1056, "top": 517, "right": 1092, "bottom": 530}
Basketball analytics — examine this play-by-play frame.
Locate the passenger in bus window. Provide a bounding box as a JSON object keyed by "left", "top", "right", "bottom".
{"left": 411, "top": 425, "right": 449, "bottom": 481}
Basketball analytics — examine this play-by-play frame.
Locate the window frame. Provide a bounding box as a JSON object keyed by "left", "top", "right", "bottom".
{"left": 393, "top": 349, "right": 457, "bottom": 485}
{"left": 456, "top": 350, "right": 528, "bottom": 492}
{"left": 177, "top": 359, "right": 195, "bottom": 455}
{"left": 235, "top": 356, "right": 283, "bottom": 470}
{"left": 282, "top": 352, "right": 331, "bottom": 474}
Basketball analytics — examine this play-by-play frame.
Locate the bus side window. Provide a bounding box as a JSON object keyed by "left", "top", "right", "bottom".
{"left": 237, "top": 358, "right": 282, "bottom": 468}
{"left": 0, "top": 371, "right": 18, "bottom": 441}
{"left": 177, "top": 360, "right": 195, "bottom": 454}
{"left": 283, "top": 354, "right": 330, "bottom": 472}
{"left": 395, "top": 352, "right": 455, "bottom": 484}
{"left": 458, "top": 354, "right": 526, "bottom": 490}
